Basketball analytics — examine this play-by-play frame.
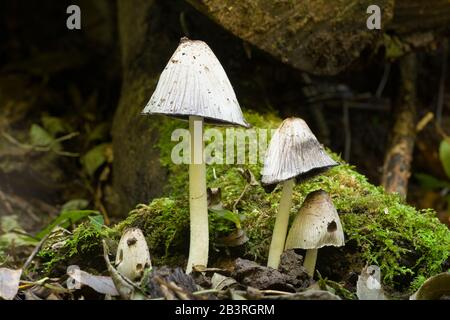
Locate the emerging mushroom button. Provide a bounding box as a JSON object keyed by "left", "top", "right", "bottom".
{"left": 285, "top": 190, "right": 345, "bottom": 278}
{"left": 261, "top": 117, "right": 338, "bottom": 269}
{"left": 115, "top": 228, "right": 152, "bottom": 282}
{"left": 142, "top": 37, "right": 248, "bottom": 273}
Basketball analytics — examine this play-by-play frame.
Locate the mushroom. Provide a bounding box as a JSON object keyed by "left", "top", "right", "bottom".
{"left": 142, "top": 38, "right": 249, "bottom": 273}
{"left": 115, "top": 228, "right": 152, "bottom": 281}
{"left": 285, "top": 190, "right": 344, "bottom": 277}
{"left": 261, "top": 117, "right": 338, "bottom": 269}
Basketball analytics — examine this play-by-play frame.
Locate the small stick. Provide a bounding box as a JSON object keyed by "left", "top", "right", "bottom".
{"left": 233, "top": 183, "right": 249, "bottom": 213}
{"left": 376, "top": 63, "right": 391, "bottom": 98}
{"left": 22, "top": 231, "right": 52, "bottom": 275}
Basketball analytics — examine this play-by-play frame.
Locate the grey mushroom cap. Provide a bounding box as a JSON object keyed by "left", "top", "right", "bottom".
{"left": 285, "top": 190, "right": 345, "bottom": 250}
{"left": 261, "top": 117, "right": 338, "bottom": 186}
{"left": 142, "top": 37, "right": 249, "bottom": 128}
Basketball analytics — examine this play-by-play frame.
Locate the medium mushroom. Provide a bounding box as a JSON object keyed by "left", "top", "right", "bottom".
{"left": 115, "top": 228, "right": 152, "bottom": 281}
{"left": 142, "top": 38, "right": 249, "bottom": 273}
{"left": 262, "top": 117, "right": 338, "bottom": 269}
{"left": 285, "top": 189, "right": 344, "bottom": 277}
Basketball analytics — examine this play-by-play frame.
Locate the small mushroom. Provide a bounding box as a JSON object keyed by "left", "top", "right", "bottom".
{"left": 285, "top": 190, "right": 344, "bottom": 278}
{"left": 261, "top": 118, "right": 338, "bottom": 269}
{"left": 142, "top": 37, "right": 249, "bottom": 273}
{"left": 115, "top": 228, "right": 152, "bottom": 281}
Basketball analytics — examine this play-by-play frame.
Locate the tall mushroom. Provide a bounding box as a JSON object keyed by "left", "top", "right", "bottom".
{"left": 262, "top": 117, "right": 338, "bottom": 269}
{"left": 285, "top": 190, "right": 344, "bottom": 277}
{"left": 142, "top": 38, "right": 249, "bottom": 273}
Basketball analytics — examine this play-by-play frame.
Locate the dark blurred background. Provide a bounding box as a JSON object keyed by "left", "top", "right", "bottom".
{"left": 0, "top": 0, "right": 449, "bottom": 233}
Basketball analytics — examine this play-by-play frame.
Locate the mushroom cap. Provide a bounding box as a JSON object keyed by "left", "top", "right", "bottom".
{"left": 285, "top": 190, "right": 344, "bottom": 250}
{"left": 142, "top": 38, "right": 249, "bottom": 128}
{"left": 261, "top": 117, "right": 338, "bottom": 185}
{"left": 115, "top": 228, "right": 152, "bottom": 281}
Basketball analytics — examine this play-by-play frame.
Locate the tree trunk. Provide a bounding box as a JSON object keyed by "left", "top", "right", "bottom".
{"left": 112, "top": 0, "right": 179, "bottom": 215}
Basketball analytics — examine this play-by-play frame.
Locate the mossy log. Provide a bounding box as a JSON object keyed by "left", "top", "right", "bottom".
{"left": 186, "top": 0, "right": 450, "bottom": 75}
{"left": 41, "top": 111, "right": 450, "bottom": 295}
{"left": 102, "top": 1, "right": 450, "bottom": 296}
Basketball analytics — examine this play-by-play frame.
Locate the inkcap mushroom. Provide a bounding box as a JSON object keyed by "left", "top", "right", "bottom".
{"left": 285, "top": 190, "right": 344, "bottom": 277}
{"left": 142, "top": 37, "right": 249, "bottom": 273}
{"left": 115, "top": 228, "right": 152, "bottom": 282}
{"left": 262, "top": 117, "right": 338, "bottom": 268}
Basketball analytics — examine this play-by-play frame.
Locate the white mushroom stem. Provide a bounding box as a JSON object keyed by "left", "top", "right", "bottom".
{"left": 267, "top": 178, "right": 295, "bottom": 269}
{"left": 303, "top": 249, "right": 318, "bottom": 277}
{"left": 186, "top": 116, "right": 209, "bottom": 274}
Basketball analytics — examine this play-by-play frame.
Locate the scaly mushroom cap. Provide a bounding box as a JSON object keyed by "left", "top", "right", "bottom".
{"left": 261, "top": 117, "right": 338, "bottom": 186}
{"left": 115, "top": 228, "right": 152, "bottom": 281}
{"left": 285, "top": 190, "right": 344, "bottom": 250}
{"left": 142, "top": 37, "right": 249, "bottom": 128}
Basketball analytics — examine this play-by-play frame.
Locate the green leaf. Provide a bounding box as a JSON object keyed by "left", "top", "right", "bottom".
{"left": 61, "top": 199, "right": 89, "bottom": 212}
{"left": 88, "top": 215, "right": 105, "bottom": 231}
{"left": 439, "top": 139, "right": 450, "bottom": 179}
{"left": 0, "top": 233, "right": 38, "bottom": 248}
{"left": 87, "top": 123, "right": 109, "bottom": 143}
{"left": 415, "top": 173, "right": 450, "bottom": 190}
{"left": 29, "top": 124, "right": 56, "bottom": 148}
{"left": 209, "top": 208, "right": 242, "bottom": 229}
{"left": 81, "top": 144, "right": 108, "bottom": 176}
{"left": 0, "top": 216, "right": 22, "bottom": 233}
{"left": 41, "top": 116, "right": 69, "bottom": 136}
{"left": 36, "top": 210, "right": 99, "bottom": 239}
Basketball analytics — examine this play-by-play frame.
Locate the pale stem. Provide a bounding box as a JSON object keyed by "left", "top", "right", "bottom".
{"left": 303, "top": 249, "right": 318, "bottom": 278}
{"left": 186, "top": 116, "right": 209, "bottom": 273}
{"left": 267, "top": 178, "right": 295, "bottom": 269}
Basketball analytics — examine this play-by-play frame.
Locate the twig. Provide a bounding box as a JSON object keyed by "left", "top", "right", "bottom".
{"left": 233, "top": 183, "right": 249, "bottom": 213}
{"left": 376, "top": 63, "right": 391, "bottom": 98}
{"left": 154, "top": 276, "right": 191, "bottom": 300}
{"left": 18, "top": 277, "right": 50, "bottom": 289}
{"left": 154, "top": 276, "right": 177, "bottom": 300}
{"left": 1, "top": 131, "right": 80, "bottom": 157}
{"left": 381, "top": 54, "right": 417, "bottom": 198}
{"left": 167, "top": 281, "right": 191, "bottom": 300}
{"left": 416, "top": 112, "right": 434, "bottom": 133}
{"left": 192, "top": 289, "right": 220, "bottom": 296}
{"left": 22, "top": 231, "right": 52, "bottom": 275}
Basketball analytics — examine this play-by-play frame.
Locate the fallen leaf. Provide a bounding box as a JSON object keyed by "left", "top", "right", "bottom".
{"left": 67, "top": 265, "right": 119, "bottom": 296}
{"left": 0, "top": 268, "right": 22, "bottom": 300}
{"left": 211, "top": 273, "right": 238, "bottom": 291}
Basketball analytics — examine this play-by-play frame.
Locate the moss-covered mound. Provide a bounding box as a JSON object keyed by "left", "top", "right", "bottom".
{"left": 39, "top": 111, "right": 450, "bottom": 294}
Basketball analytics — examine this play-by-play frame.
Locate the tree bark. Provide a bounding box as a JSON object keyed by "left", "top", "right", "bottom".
{"left": 112, "top": 0, "right": 179, "bottom": 215}
{"left": 186, "top": 0, "right": 450, "bottom": 75}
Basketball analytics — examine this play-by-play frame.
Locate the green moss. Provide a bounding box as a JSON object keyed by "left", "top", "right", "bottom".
{"left": 38, "top": 222, "right": 116, "bottom": 274}
{"left": 116, "top": 199, "right": 189, "bottom": 262}
{"left": 147, "top": 110, "right": 450, "bottom": 292}
{"left": 38, "top": 110, "right": 450, "bottom": 294}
